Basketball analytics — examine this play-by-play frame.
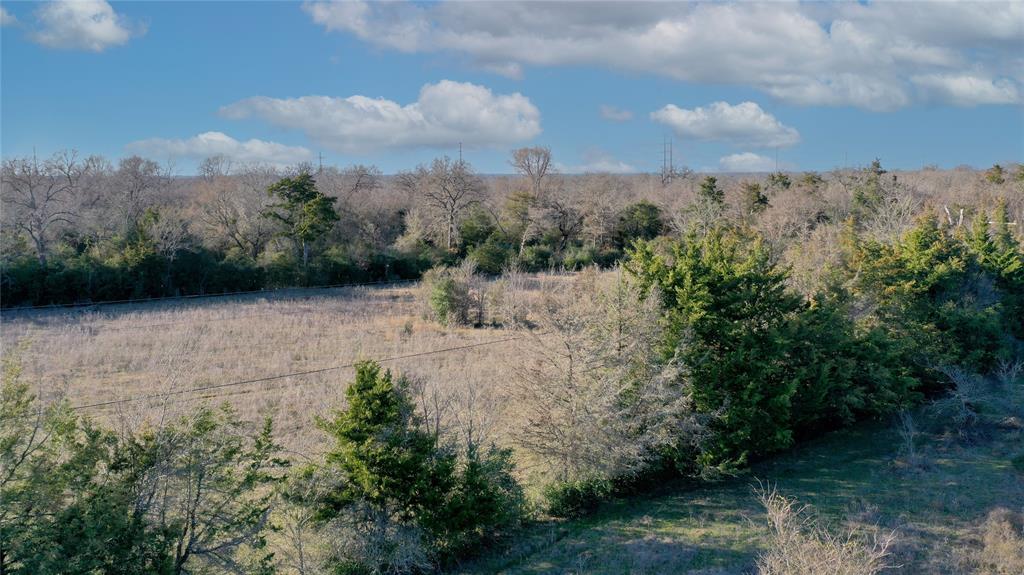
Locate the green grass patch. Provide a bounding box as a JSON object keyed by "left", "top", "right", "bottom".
{"left": 455, "top": 385, "right": 1024, "bottom": 574}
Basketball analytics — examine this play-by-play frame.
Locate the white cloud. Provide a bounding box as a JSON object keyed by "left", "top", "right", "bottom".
{"left": 651, "top": 101, "right": 800, "bottom": 148}
{"left": 221, "top": 80, "right": 541, "bottom": 153}
{"left": 718, "top": 152, "right": 776, "bottom": 172}
{"left": 125, "top": 132, "right": 313, "bottom": 166}
{"left": 556, "top": 150, "right": 637, "bottom": 174}
{"left": 912, "top": 74, "right": 1020, "bottom": 106}
{"left": 303, "top": 1, "right": 1024, "bottom": 110}
{"left": 31, "top": 0, "right": 141, "bottom": 52}
{"left": 600, "top": 105, "right": 633, "bottom": 122}
{"left": 1, "top": 7, "right": 17, "bottom": 26}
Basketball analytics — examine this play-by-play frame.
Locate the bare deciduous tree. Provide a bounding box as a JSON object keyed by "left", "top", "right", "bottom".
{"left": 416, "top": 157, "right": 484, "bottom": 251}
{"left": 198, "top": 163, "right": 278, "bottom": 260}
{"left": 510, "top": 146, "right": 552, "bottom": 198}
{"left": 510, "top": 270, "right": 703, "bottom": 482}
{"left": 112, "top": 155, "right": 168, "bottom": 233}
{"left": 1, "top": 151, "right": 87, "bottom": 264}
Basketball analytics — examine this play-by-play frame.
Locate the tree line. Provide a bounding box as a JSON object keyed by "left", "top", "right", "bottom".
{"left": 7, "top": 148, "right": 1017, "bottom": 308}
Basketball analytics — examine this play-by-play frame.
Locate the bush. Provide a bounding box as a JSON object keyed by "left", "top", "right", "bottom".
{"left": 978, "top": 508, "right": 1024, "bottom": 574}
{"left": 755, "top": 484, "right": 896, "bottom": 575}
{"left": 614, "top": 201, "right": 664, "bottom": 249}
{"left": 308, "top": 361, "right": 526, "bottom": 571}
{"left": 542, "top": 477, "right": 614, "bottom": 518}
{"left": 421, "top": 267, "right": 470, "bottom": 327}
{"left": 1, "top": 355, "right": 284, "bottom": 575}
{"left": 561, "top": 245, "right": 595, "bottom": 270}
{"left": 467, "top": 234, "right": 514, "bottom": 275}
{"left": 518, "top": 244, "right": 552, "bottom": 271}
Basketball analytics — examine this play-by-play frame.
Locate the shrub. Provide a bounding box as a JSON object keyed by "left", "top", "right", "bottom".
{"left": 850, "top": 216, "right": 1013, "bottom": 381}
{"left": 977, "top": 508, "right": 1024, "bottom": 574}
{"left": 755, "top": 484, "right": 896, "bottom": 575}
{"left": 420, "top": 267, "right": 470, "bottom": 327}
{"left": 467, "top": 234, "right": 514, "bottom": 275}
{"left": 518, "top": 244, "right": 552, "bottom": 272}
{"left": 560, "top": 245, "right": 595, "bottom": 270}
{"left": 1, "top": 355, "right": 284, "bottom": 575}
{"left": 614, "top": 201, "right": 664, "bottom": 249}
{"left": 308, "top": 361, "right": 525, "bottom": 571}
{"left": 512, "top": 271, "right": 704, "bottom": 513}
{"left": 542, "top": 477, "right": 614, "bottom": 519}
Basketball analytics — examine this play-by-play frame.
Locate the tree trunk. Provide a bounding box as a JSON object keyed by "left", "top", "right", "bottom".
{"left": 33, "top": 235, "right": 47, "bottom": 266}
{"left": 447, "top": 213, "right": 456, "bottom": 251}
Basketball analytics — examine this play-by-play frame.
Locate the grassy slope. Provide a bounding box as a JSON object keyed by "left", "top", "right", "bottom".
{"left": 458, "top": 380, "right": 1024, "bottom": 575}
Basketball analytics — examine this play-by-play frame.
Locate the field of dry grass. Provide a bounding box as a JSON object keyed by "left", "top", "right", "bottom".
{"left": 1, "top": 278, "right": 563, "bottom": 457}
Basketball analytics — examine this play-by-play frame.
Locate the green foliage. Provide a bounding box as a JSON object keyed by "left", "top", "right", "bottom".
{"left": 799, "top": 171, "right": 824, "bottom": 192}
{"left": 0, "top": 355, "right": 283, "bottom": 575}
{"left": 264, "top": 173, "right": 339, "bottom": 245}
{"left": 316, "top": 362, "right": 450, "bottom": 522}
{"left": 850, "top": 215, "right": 1014, "bottom": 377}
{"left": 766, "top": 171, "right": 791, "bottom": 192}
{"left": 698, "top": 176, "right": 725, "bottom": 206}
{"left": 311, "top": 362, "right": 524, "bottom": 570}
{"left": 458, "top": 207, "right": 498, "bottom": 250}
{"left": 542, "top": 477, "right": 614, "bottom": 519}
{"left": 426, "top": 270, "right": 469, "bottom": 327}
{"left": 986, "top": 164, "right": 1007, "bottom": 185}
{"left": 519, "top": 244, "right": 553, "bottom": 271}
{"left": 852, "top": 158, "right": 887, "bottom": 219}
{"left": 614, "top": 201, "right": 664, "bottom": 249}
{"left": 627, "top": 228, "right": 803, "bottom": 465}
{"left": 785, "top": 290, "right": 919, "bottom": 435}
{"left": 467, "top": 234, "right": 514, "bottom": 275}
{"left": 263, "top": 172, "right": 339, "bottom": 271}
{"left": 741, "top": 182, "right": 770, "bottom": 215}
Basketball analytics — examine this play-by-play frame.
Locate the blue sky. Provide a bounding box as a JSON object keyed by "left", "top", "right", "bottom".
{"left": 1, "top": 1, "right": 1022, "bottom": 175}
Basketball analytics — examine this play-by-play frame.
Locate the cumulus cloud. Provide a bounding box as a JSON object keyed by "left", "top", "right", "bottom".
{"left": 221, "top": 80, "right": 541, "bottom": 153}
{"left": 718, "top": 152, "right": 777, "bottom": 172}
{"left": 600, "top": 105, "right": 633, "bottom": 122}
{"left": 556, "top": 150, "right": 637, "bottom": 174}
{"left": 31, "top": 0, "right": 142, "bottom": 52}
{"left": 1, "top": 7, "right": 17, "bottom": 26}
{"left": 912, "top": 74, "right": 1020, "bottom": 106}
{"left": 125, "top": 132, "right": 313, "bottom": 166}
{"left": 303, "top": 1, "right": 1024, "bottom": 110}
{"left": 651, "top": 101, "right": 800, "bottom": 148}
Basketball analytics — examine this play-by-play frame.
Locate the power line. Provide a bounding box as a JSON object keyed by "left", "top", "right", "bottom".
{"left": 70, "top": 336, "right": 521, "bottom": 413}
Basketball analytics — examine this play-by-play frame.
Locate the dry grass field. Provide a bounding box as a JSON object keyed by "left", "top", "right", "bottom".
{"left": 1, "top": 278, "right": 563, "bottom": 457}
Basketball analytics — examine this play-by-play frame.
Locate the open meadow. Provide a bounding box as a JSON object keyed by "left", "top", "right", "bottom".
{"left": 0, "top": 278, "right": 566, "bottom": 458}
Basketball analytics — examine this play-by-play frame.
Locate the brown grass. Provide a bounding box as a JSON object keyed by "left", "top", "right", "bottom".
{"left": 1, "top": 276, "right": 566, "bottom": 457}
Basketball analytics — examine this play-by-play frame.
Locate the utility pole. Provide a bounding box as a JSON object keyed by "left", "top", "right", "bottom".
{"left": 662, "top": 136, "right": 676, "bottom": 186}
{"left": 318, "top": 151, "right": 323, "bottom": 175}
{"left": 458, "top": 142, "right": 463, "bottom": 164}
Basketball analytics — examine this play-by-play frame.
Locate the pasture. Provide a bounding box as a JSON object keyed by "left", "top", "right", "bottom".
{"left": 1, "top": 280, "right": 541, "bottom": 457}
